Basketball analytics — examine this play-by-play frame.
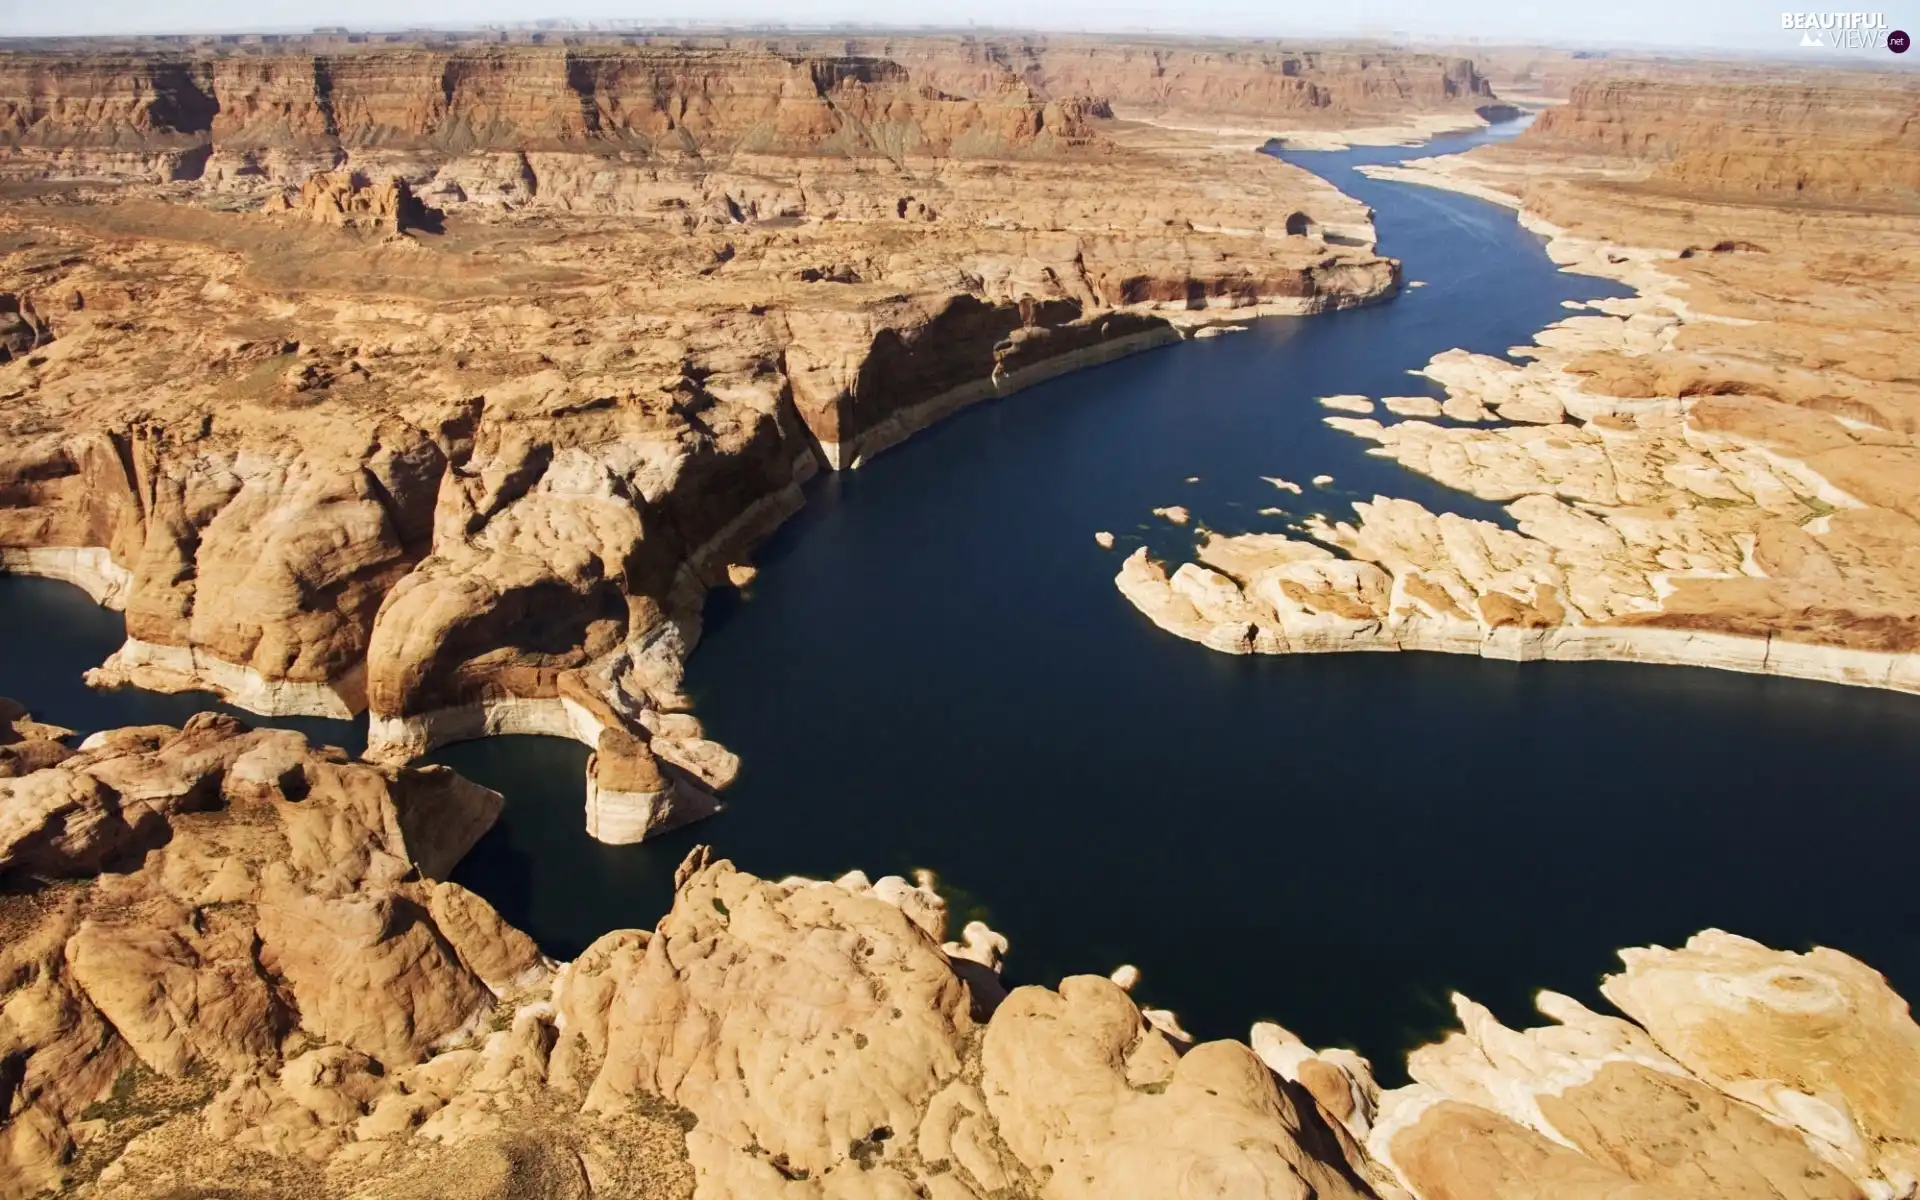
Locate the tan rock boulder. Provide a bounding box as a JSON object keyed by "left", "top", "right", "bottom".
{"left": 1367, "top": 929, "right": 1920, "bottom": 1200}
{"left": 548, "top": 927, "right": 652, "bottom": 1096}
{"left": 77, "top": 711, "right": 248, "bottom": 811}
{"left": 1, "top": 713, "right": 497, "bottom": 888}
{"left": 280, "top": 1043, "right": 391, "bottom": 1125}
{"left": 272, "top": 756, "right": 502, "bottom": 887}
{"left": 585, "top": 853, "right": 976, "bottom": 1187}
{"left": 1601, "top": 931, "right": 1920, "bottom": 1191}
{"left": 428, "top": 880, "right": 546, "bottom": 992}
{"left": 982, "top": 975, "right": 1376, "bottom": 1200}
{"left": 1376, "top": 991, "right": 1864, "bottom": 1200}
{"left": 0, "top": 770, "right": 148, "bottom": 877}
{"left": 0, "top": 736, "right": 75, "bottom": 779}
{"left": 0, "top": 698, "right": 73, "bottom": 778}
{"left": 202, "top": 1042, "right": 393, "bottom": 1161}
{"left": 65, "top": 899, "right": 283, "bottom": 1076}
{"left": 0, "top": 711, "right": 252, "bottom": 874}
{"left": 0, "top": 895, "right": 137, "bottom": 1197}
{"left": 1381, "top": 1098, "right": 1675, "bottom": 1200}
{"left": 1249, "top": 1022, "right": 1382, "bottom": 1147}
{"left": 256, "top": 881, "right": 492, "bottom": 1066}
{"left": 386, "top": 764, "right": 507, "bottom": 881}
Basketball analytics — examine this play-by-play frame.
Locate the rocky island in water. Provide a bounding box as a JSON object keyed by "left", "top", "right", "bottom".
{"left": 1, "top": 25, "right": 1918, "bottom": 1200}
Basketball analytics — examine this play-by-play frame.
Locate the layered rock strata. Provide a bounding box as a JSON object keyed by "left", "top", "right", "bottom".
{"left": 0, "top": 40, "right": 1403, "bottom": 840}
{"left": 5, "top": 710, "right": 1916, "bottom": 1199}
{"left": 1119, "top": 71, "right": 1920, "bottom": 694}
{"left": 0, "top": 49, "right": 1105, "bottom": 174}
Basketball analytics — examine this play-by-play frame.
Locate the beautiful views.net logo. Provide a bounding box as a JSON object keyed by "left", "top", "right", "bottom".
{"left": 1780, "top": 11, "right": 1909, "bottom": 50}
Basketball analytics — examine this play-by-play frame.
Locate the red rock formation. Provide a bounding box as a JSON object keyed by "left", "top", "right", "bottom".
{"left": 0, "top": 37, "right": 1502, "bottom": 179}
{"left": 0, "top": 53, "right": 214, "bottom": 148}
{"left": 1019, "top": 44, "right": 1492, "bottom": 121}
{"left": 1, "top": 47, "right": 1104, "bottom": 169}
{"left": 260, "top": 170, "right": 436, "bottom": 232}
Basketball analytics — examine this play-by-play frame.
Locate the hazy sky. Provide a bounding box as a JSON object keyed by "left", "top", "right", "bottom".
{"left": 0, "top": 0, "right": 1882, "bottom": 52}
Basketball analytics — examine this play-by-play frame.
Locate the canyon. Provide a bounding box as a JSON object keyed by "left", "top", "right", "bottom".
{"left": 5, "top": 31, "right": 1920, "bottom": 1200}
{"left": 0, "top": 38, "right": 1427, "bottom": 840}
{"left": 1119, "top": 70, "right": 1920, "bottom": 692}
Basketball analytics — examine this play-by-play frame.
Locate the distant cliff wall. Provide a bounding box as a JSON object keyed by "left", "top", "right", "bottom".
{"left": 1524, "top": 76, "right": 1920, "bottom": 209}
{"left": 0, "top": 48, "right": 1104, "bottom": 163}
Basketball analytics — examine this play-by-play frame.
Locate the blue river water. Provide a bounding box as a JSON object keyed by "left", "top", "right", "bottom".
{"left": 5, "top": 121, "right": 1916, "bottom": 1079}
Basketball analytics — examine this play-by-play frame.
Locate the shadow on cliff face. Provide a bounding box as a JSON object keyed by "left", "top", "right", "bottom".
{"left": 143, "top": 61, "right": 219, "bottom": 138}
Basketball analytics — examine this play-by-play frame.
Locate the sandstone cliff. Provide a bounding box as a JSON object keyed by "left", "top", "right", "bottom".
{"left": 0, "top": 36, "right": 1504, "bottom": 187}
{"left": 0, "top": 47, "right": 1105, "bottom": 178}
{"left": 0, "top": 53, "right": 214, "bottom": 179}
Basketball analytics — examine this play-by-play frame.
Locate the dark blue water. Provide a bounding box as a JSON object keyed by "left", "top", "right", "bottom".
{"left": 0, "top": 575, "right": 364, "bottom": 754}
{"left": 9, "top": 122, "right": 1920, "bottom": 1078}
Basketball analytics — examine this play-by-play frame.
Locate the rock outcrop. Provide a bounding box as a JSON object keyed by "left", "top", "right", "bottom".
{"left": 259, "top": 170, "right": 437, "bottom": 234}
{"left": 0, "top": 712, "right": 517, "bottom": 1196}
{"left": 0, "top": 719, "right": 1386, "bottom": 1200}
{"left": 1370, "top": 931, "right": 1920, "bottom": 1200}
{"left": 0, "top": 698, "right": 73, "bottom": 777}
{"left": 7, "top": 44, "right": 1916, "bottom": 1200}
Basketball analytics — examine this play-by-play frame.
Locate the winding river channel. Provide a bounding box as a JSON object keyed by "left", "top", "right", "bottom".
{"left": 7, "top": 120, "right": 1918, "bottom": 1076}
